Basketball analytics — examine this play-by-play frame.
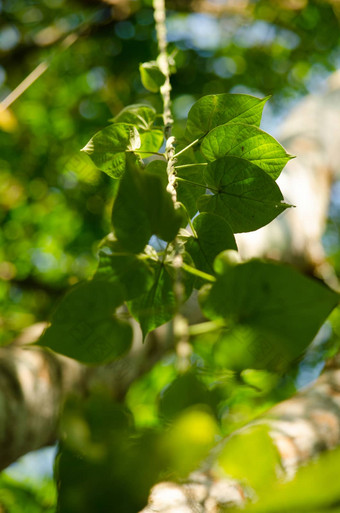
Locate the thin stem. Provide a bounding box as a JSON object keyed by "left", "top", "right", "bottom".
{"left": 173, "top": 138, "right": 200, "bottom": 158}
{"left": 188, "top": 321, "right": 226, "bottom": 337}
{"left": 153, "top": 0, "right": 190, "bottom": 371}
{"left": 181, "top": 262, "right": 216, "bottom": 283}
{"left": 0, "top": 34, "right": 78, "bottom": 112}
{"left": 188, "top": 216, "right": 198, "bottom": 238}
{"left": 127, "top": 150, "right": 165, "bottom": 156}
{"left": 153, "top": 0, "right": 177, "bottom": 205}
{"left": 175, "top": 163, "right": 207, "bottom": 169}
{"left": 153, "top": 0, "right": 173, "bottom": 140}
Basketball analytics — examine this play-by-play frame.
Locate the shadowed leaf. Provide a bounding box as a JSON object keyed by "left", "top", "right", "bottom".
{"left": 81, "top": 123, "right": 141, "bottom": 179}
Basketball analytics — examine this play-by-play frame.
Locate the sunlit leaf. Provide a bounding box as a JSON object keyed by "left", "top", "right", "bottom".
{"left": 217, "top": 425, "right": 280, "bottom": 491}
{"left": 81, "top": 123, "right": 141, "bottom": 179}
{"left": 243, "top": 445, "right": 340, "bottom": 512}
{"left": 162, "top": 409, "right": 219, "bottom": 477}
{"left": 39, "top": 279, "right": 132, "bottom": 364}
{"left": 138, "top": 129, "right": 164, "bottom": 156}
{"left": 112, "top": 104, "right": 157, "bottom": 130}
{"left": 185, "top": 93, "right": 268, "bottom": 141}
{"left": 198, "top": 156, "right": 290, "bottom": 232}
{"left": 201, "top": 123, "right": 292, "bottom": 179}
{"left": 139, "top": 61, "right": 166, "bottom": 93}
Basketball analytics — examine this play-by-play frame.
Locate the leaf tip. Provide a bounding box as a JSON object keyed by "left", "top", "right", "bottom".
{"left": 81, "top": 140, "right": 94, "bottom": 155}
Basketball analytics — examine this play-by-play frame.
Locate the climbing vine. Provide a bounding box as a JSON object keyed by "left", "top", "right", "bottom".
{"left": 35, "top": 0, "right": 340, "bottom": 510}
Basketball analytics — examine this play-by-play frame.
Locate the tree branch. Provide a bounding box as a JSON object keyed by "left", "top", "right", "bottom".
{"left": 0, "top": 321, "right": 172, "bottom": 471}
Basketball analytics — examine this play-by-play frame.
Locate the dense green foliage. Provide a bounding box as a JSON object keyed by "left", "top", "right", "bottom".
{"left": 2, "top": 1, "right": 340, "bottom": 512}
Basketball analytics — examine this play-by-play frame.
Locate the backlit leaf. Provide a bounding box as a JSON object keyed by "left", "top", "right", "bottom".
{"left": 197, "top": 156, "right": 290, "bottom": 232}
{"left": 112, "top": 104, "right": 157, "bottom": 130}
{"left": 217, "top": 425, "right": 280, "bottom": 491}
{"left": 138, "top": 129, "right": 164, "bottom": 157}
{"left": 81, "top": 123, "right": 141, "bottom": 179}
{"left": 201, "top": 123, "right": 291, "bottom": 180}
{"left": 139, "top": 61, "right": 166, "bottom": 93}
{"left": 185, "top": 93, "right": 268, "bottom": 141}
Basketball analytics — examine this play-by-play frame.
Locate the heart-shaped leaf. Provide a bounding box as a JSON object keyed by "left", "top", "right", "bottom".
{"left": 139, "top": 61, "right": 166, "bottom": 92}
{"left": 39, "top": 279, "right": 132, "bottom": 364}
{"left": 186, "top": 93, "right": 268, "bottom": 141}
{"left": 201, "top": 123, "right": 292, "bottom": 179}
{"left": 95, "top": 247, "right": 155, "bottom": 300}
{"left": 128, "top": 260, "right": 176, "bottom": 338}
{"left": 176, "top": 163, "right": 207, "bottom": 218}
{"left": 138, "top": 129, "right": 164, "bottom": 157}
{"left": 198, "top": 156, "right": 290, "bottom": 233}
{"left": 112, "top": 104, "right": 157, "bottom": 130}
{"left": 112, "top": 156, "right": 182, "bottom": 253}
{"left": 81, "top": 123, "right": 141, "bottom": 179}
{"left": 185, "top": 213, "right": 237, "bottom": 276}
{"left": 199, "top": 254, "right": 339, "bottom": 366}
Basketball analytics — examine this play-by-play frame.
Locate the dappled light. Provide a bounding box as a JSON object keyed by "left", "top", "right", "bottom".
{"left": 2, "top": 0, "right": 340, "bottom": 512}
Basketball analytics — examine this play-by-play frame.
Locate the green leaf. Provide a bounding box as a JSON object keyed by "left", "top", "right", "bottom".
{"left": 38, "top": 279, "right": 133, "bottom": 364}
{"left": 128, "top": 252, "right": 194, "bottom": 338}
{"left": 81, "top": 123, "right": 141, "bottom": 179}
{"left": 95, "top": 247, "right": 155, "bottom": 300}
{"left": 197, "top": 156, "right": 290, "bottom": 233}
{"left": 112, "top": 104, "right": 157, "bottom": 130}
{"left": 112, "top": 156, "right": 183, "bottom": 253}
{"left": 185, "top": 213, "right": 237, "bottom": 277}
{"left": 128, "top": 260, "right": 176, "bottom": 338}
{"left": 163, "top": 409, "right": 219, "bottom": 479}
{"left": 144, "top": 159, "right": 168, "bottom": 188}
{"left": 201, "top": 123, "right": 292, "bottom": 180}
{"left": 217, "top": 425, "right": 280, "bottom": 492}
{"left": 244, "top": 445, "right": 340, "bottom": 512}
{"left": 139, "top": 61, "right": 166, "bottom": 93}
{"left": 138, "top": 129, "right": 164, "bottom": 156}
{"left": 199, "top": 255, "right": 339, "bottom": 367}
{"left": 57, "top": 393, "right": 164, "bottom": 513}
{"left": 111, "top": 104, "right": 164, "bottom": 157}
{"left": 185, "top": 93, "right": 269, "bottom": 141}
{"left": 159, "top": 372, "right": 218, "bottom": 420}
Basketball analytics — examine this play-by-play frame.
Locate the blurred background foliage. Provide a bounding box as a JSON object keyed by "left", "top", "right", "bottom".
{"left": 2, "top": 0, "right": 340, "bottom": 511}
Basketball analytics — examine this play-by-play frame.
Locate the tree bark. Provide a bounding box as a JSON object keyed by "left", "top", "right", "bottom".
{"left": 0, "top": 321, "right": 172, "bottom": 471}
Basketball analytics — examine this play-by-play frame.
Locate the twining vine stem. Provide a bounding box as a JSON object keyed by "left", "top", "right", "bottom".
{"left": 153, "top": 0, "right": 191, "bottom": 370}
{"left": 153, "top": 0, "right": 177, "bottom": 202}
